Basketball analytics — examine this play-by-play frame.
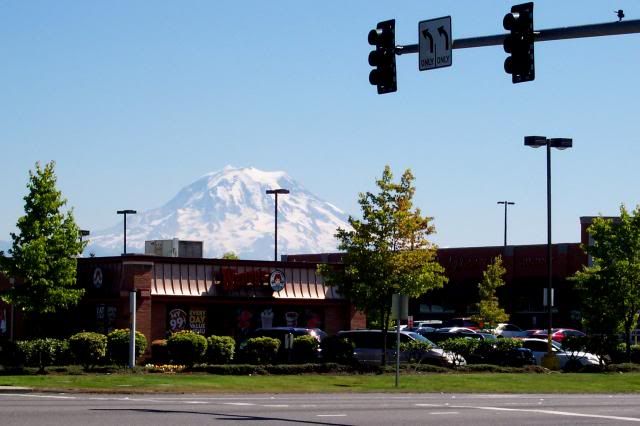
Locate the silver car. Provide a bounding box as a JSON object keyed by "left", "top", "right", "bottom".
{"left": 521, "top": 338, "right": 601, "bottom": 369}
{"left": 337, "top": 329, "right": 463, "bottom": 367}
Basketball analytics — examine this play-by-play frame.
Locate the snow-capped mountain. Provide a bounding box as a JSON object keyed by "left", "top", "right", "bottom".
{"left": 85, "top": 166, "right": 351, "bottom": 260}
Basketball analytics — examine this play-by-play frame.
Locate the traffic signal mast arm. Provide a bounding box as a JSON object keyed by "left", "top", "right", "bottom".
{"left": 395, "top": 19, "right": 640, "bottom": 55}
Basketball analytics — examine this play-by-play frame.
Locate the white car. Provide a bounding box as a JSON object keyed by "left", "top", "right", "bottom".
{"left": 521, "top": 338, "right": 601, "bottom": 369}
{"left": 494, "top": 323, "right": 527, "bottom": 338}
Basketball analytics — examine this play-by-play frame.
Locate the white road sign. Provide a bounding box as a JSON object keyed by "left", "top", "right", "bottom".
{"left": 419, "top": 16, "right": 452, "bottom": 71}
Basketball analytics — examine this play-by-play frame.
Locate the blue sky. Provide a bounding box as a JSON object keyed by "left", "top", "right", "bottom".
{"left": 1, "top": 1, "right": 639, "bottom": 249}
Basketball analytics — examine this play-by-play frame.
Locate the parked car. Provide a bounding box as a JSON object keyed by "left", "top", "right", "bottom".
{"left": 416, "top": 328, "right": 487, "bottom": 344}
{"left": 550, "top": 328, "right": 586, "bottom": 343}
{"left": 521, "top": 338, "right": 600, "bottom": 369}
{"left": 337, "top": 329, "right": 463, "bottom": 367}
{"left": 494, "top": 323, "right": 527, "bottom": 338}
{"left": 442, "top": 318, "right": 481, "bottom": 330}
{"left": 415, "top": 329, "right": 532, "bottom": 366}
{"left": 413, "top": 320, "right": 443, "bottom": 328}
{"left": 437, "top": 327, "right": 478, "bottom": 334}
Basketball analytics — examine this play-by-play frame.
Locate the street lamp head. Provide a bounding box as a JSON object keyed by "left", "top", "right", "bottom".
{"left": 117, "top": 210, "right": 137, "bottom": 215}
{"left": 548, "top": 138, "right": 573, "bottom": 150}
{"left": 524, "top": 135, "right": 548, "bottom": 148}
{"left": 498, "top": 201, "right": 515, "bottom": 205}
{"left": 266, "top": 189, "right": 290, "bottom": 195}
{"left": 525, "top": 136, "right": 573, "bottom": 150}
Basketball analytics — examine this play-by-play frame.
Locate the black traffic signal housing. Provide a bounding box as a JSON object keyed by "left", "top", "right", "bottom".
{"left": 368, "top": 19, "right": 397, "bottom": 94}
{"left": 503, "top": 2, "right": 534, "bottom": 83}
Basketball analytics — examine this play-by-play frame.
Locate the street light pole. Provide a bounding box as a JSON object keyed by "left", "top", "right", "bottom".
{"left": 266, "top": 189, "right": 290, "bottom": 261}
{"left": 525, "top": 136, "right": 572, "bottom": 369}
{"left": 116, "top": 210, "right": 137, "bottom": 255}
{"left": 497, "top": 201, "right": 515, "bottom": 248}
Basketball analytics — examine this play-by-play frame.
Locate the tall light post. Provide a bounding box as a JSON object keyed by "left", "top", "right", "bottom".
{"left": 524, "top": 135, "right": 572, "bottom": 368}
{"left": 116, "top": 210, "right": 137, "bottom": 255}
{"left": 497, "top": 201, "right": 515, "bottom": 248}
{"left": 266, "top": 189, "right": 289, "bottom": 261}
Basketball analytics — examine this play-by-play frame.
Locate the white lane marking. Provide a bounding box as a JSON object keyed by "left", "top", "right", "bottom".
{"left": 317, "top": 414, "right": 347, "bottom": 417}
{"left": 460, "top": 405, "right": 640, "bottom": 423}
{"left": 263, "top": 405, "right": 289, "bottom": 408}
{"left": 2, "top": 394, "right": 77, "bottom": 399}
{"left": 430, "top": 412, "right": 459, "bottom": 415}
{"left": 223, "top": 402, "right": 255, "bottom": 406}
{"left": 184, "top": 401, "right": 208, "bottom": 404}
{"left": 415, "top": 403, "right": 441, "bottom": 407}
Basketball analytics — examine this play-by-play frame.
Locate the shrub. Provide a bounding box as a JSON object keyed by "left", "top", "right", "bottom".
{"left": 439, "top": 338, "right": 478, "bottom": 365}
{"left": 17, "top": 338, "right": 69, "bottom": 372}
{"left": 205, "top": 335, "right": 235, "bottom": 364}
{"left": 107, "top": 329, "right": 148, "bottom": 365}
{"left": 399, "top": 340, "right": 437, "bottom": 364}
{"left": 292, "top": 335, "right": 319, "bottom": 364}
{"left": 167, "top": 330, "right": 207, "bottom": 366}
{"left": 238, "top": 337, "right": 280, "bottom": 364}
{"left": 151, "top": 339, "right": 169, "bottom": 364}
{"left": 320, "top": 335, "right": 355, "bottom": 364}
{"left": 69, "top": 332, "right": 107, "bottom": 370}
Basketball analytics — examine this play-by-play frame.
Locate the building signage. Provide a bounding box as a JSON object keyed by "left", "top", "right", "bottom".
{"left": 169, "top": 308, "right": 188, "bottom": 332}
{"left": 220, "top": 268, "right": 270, "bottom": 291}
{"left": 189, "top": 309, "right": 207, "bottom": 335}
{"left": 270, "top": 269, "right": 286, "bottom": 292}
{"left": 92, "top": 267, "right": 103, "bottom": 288}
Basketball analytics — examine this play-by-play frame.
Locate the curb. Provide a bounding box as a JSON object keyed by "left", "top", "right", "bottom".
{"left": 0, "top": 386, "right": 33, "bottom": 394}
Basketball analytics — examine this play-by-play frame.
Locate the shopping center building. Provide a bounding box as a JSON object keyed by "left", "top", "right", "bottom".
{"left": 0, "top": 216, "right": 602, "bottom": 342}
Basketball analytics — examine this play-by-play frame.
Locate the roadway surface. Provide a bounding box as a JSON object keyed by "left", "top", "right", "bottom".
{"left": 1, "top": 392, "right": 640, "bottom": 425}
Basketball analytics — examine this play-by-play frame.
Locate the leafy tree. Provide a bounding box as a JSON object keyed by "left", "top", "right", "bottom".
{"left": 0, "top": 162, "right": 86, "bottom": 331}
{"left": 320, "top": 166, "right": 447, "bottom": 365}
{"left": 471, "top": 256, "right": 509, "bottom": 328}
{"left": 571, "top": 205, "right": 640, "bottom": 360}
{"left": 221, "top": 251, "right": 239, "bottom": 260}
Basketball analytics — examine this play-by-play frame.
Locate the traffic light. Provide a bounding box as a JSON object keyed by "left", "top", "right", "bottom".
{"left": 368, "top": 19, "right": 397, "bottom": 94}
{"left": 503, "top": 2, "right": 534, "bottom": 83}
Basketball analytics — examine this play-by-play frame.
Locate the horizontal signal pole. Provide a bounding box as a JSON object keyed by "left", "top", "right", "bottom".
{"left": 396, "top": 19, "right": 640, "bottom": 55}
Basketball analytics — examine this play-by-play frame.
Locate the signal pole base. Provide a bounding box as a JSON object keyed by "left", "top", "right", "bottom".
{"left": 541, "top": 352, "right": 560, "bottom": 370}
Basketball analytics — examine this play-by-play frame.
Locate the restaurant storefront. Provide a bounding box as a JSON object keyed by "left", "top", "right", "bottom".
{"left": 73, "top": 255, "right": 364, "bottom": 347}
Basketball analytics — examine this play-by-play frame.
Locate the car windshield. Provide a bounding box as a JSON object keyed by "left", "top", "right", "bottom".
{"left": 405, "top": 332, "right": 438, "bottom": 348}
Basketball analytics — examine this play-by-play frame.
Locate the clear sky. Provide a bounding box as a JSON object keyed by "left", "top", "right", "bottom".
{"left": 1, "top": 1, "right": 639, "bottom": 249}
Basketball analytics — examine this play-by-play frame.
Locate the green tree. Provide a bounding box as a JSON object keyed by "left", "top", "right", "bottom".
{"left": 320, "top": 166, "right": 447, "bottom": 365}
{"left": 471, "top": 256, "right": 509, "bottom": 328}
{"left": 0, "top": 162, "right": 86, "bottom": 331}
{"left": 221, "top": 251, "right": 239, "bottom": 260}
{"left": 571, "top": 205, "right": 640, "bottom": 360}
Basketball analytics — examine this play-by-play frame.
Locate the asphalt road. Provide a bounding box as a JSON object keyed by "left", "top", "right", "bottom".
{"left": 2, "top": 392, "right": 640, "bottom": 425}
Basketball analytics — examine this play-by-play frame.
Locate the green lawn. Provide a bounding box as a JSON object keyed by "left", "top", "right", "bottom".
{"left": 2, "top": 372, "right": 640, "bottom": 393}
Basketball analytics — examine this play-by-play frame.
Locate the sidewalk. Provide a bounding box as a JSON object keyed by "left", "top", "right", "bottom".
{"left": 0, "top": 386, "right": 32, "bottom": 393}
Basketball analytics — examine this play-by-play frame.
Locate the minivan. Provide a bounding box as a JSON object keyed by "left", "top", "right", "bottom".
{"left": 337, "top": 329, "right": 463, "bottom": 366}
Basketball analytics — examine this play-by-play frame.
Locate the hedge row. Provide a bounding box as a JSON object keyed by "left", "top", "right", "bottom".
{"left": 3, "top": 329, "right": 148, "bottom": 371}
{"left": 152, "top": 332, "right": 354, "bottom": 366}
{"left": 2, "top": 330, "right": 355, "bottom": 370}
